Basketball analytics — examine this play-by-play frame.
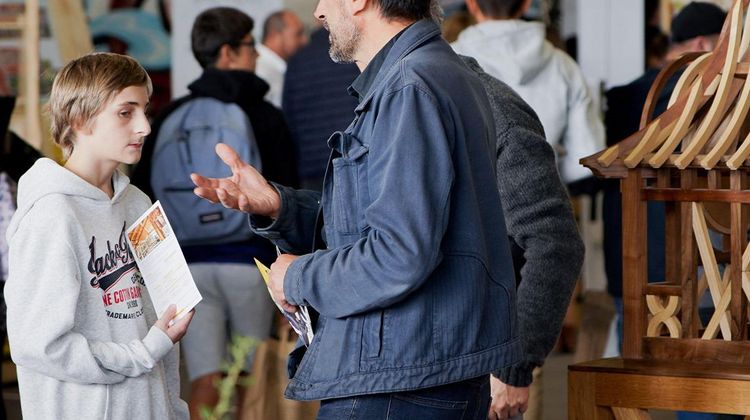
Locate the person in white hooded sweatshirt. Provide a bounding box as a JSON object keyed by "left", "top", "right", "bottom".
{"left": 4, "top": 52, "right": 193, "bottom": 420}
{"left": 451, "top": 0, "right": 604, "bottom": 186}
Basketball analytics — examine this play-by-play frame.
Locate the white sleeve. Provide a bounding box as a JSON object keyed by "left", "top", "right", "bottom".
{"left": 559, "top": 56, "right": 606, "bottom": 184}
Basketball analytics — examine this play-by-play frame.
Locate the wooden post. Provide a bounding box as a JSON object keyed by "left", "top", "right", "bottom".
{"left": 622, "top": 170, "right": 648, "bottom": 357}
{"left": 568, "top": 370, "right": 615, "bottom": 420}
{"left": 659, "top": 169, "right": 680, "bottom": 284}
{"left": 730, "top": 170, "right": 747, "bottom": 339}
{"left": 46, "top": 0, "right": 93, "bottom": 64}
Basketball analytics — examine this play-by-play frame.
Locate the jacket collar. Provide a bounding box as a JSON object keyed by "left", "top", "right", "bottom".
{"left": 353, "top": 19, "right": 442, "bottom": 114}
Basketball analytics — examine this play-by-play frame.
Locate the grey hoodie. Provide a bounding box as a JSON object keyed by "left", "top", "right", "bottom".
{"left": 5, "top": 158, "right": 187, "bottom": 420}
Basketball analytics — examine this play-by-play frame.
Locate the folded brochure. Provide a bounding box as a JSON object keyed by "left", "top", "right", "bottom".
{"left": 125, "top": 201, "right": 202, "bottom": 320}
{"left": 254, "top": 258, "right": 314, "bottom": 346}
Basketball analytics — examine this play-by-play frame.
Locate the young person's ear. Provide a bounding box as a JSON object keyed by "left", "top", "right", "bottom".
{"left": 71, "top": 118, "right": 92, "bottom": 136}
{"left": 214, "top": 44, "right": 233, "bottom": 69}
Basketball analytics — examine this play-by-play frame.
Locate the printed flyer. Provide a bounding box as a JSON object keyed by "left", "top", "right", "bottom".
{"left": 126, "top": 201, "right": 202, "bottom": 320}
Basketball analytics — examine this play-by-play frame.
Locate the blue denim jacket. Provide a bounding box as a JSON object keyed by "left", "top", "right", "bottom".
{"left": 252, "top": 20, "right": 521, "bottom": 401}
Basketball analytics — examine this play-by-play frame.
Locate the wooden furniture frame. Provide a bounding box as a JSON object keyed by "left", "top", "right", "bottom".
{"left": 575, "top": 0, "right": 750, "bottom": 417}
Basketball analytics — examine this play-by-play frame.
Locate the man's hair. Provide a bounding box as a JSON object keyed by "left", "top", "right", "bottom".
{"left": 191, "top": 7, "right": 254, "bottom": 68}
{"left": 263, "top": 10, "right": 288, "bottom": 43}
{"left": 474, "top": 0, "right": 526, "bottom": 19}
{"left": 374, "top": 0, "right": 432, "bottom": 22}
{"left": 48, "top": 52, "right": 152, "bottom": 158}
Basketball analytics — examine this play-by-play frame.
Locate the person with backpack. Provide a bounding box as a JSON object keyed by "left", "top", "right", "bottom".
{"left": 131, "top": 7, "right": 299, "bottom": 419}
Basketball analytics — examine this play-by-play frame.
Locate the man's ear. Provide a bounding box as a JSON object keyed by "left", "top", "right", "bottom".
{"left": 351, "top": 0, "right": 369, "bottom": 16}
{"left": 688, "top": 36, "right": 714, "bottom": 53}
{"left": 697, "top": 35, "right": 719, "bottom": 52}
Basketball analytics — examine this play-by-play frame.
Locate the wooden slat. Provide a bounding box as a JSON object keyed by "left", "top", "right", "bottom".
{"left": 612, "top": 407, "right": 651, "bottom": 420}
{"left": 669, "top": 53, "right": 713, "bottom": 108}
{"left": 701, "top": 73, "right": 750, "bottom": 169}
{"left": 646, "top": 295, "right": 681, "bottom": 338}
{"left": 595, "top": 372, "right": 750, "bottom": 414}
{"left": 641, "top": 52, "right": 705, "bottom": 129}
{"left": 570, "top": 356, "right": 750, "bottom": 379}
{"left": 649, "top": 80, "right": 705, "bottom": 168}
{"left": 702, "top": 269, "right": 731, "bottom": 339}
{"left": 645, "top": 282, "right": 683, "bottom": 296}
{"left": 0, "top": 17, "right": 23, "bottom": 31}
{"left": 643, "top": 188, "right": 750, "bottom": 203}
{"left": 643, "top": 337, "right": 750, "bottom": 364}
{"left": 693, "top": 202, "right": 733, "bottom": 338}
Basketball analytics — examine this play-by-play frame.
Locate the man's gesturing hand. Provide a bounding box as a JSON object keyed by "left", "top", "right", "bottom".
{"left": 191, "top": 143, "right": 281, "bottom": 218}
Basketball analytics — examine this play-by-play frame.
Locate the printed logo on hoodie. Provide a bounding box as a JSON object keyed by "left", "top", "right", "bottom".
{"left": 88, "top": 221, "right": 145, "bottom": 320}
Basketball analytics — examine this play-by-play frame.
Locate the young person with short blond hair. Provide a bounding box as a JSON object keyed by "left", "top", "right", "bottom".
{"left": 4, "top": 52, "right": 193, "bottom": 420}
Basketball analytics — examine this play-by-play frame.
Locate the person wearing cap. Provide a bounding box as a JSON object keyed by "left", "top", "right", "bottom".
{"left": 603, "top": 0, "right": 726, "bottom": 359}
{"left": 667, "top": 1, "right": 726, "bottom": 61}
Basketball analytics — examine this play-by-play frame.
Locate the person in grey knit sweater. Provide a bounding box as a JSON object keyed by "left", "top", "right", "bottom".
{"left": 463, "top": 56, "right": 584, "bottom": 419}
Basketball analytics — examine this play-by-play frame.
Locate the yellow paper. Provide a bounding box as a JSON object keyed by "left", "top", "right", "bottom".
{"left": 254, "top": 258, "right": 271, "bottom": 286}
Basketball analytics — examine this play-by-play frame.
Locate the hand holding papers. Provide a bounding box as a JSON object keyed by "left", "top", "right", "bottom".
{"left": 125, "top": 201, "right": 202, "bottom": 320}
{"left": 254, "top": 258, "right": 314, "bottom": 346}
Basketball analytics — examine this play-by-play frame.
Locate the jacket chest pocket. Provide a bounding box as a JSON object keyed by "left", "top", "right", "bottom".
{"left": 328, "top": 132, "right": 370, "bottom": 236}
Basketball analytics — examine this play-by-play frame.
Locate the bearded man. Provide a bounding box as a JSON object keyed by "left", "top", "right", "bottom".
{"left": 192, "top": 0, "right": 522, "bottom": 418}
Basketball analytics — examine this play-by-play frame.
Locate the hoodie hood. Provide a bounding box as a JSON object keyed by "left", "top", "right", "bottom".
{"left": 188, "top": 68, "right": 270, "bottom": 108}
{"left": 7, "top": 158, "right": 132, "bottom": 242}
{"left": 452, "top": 20, "right": 553, "bottom": 85}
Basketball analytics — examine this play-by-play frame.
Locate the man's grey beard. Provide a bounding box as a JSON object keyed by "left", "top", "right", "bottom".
{"left": 327, "top": 22, "right": 361, "bottom": 63}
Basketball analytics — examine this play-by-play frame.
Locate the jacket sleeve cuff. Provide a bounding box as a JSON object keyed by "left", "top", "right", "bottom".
{"left": 493, "top": 361, "right": 535, "bottom": 387}
{"left": 143, "top": 326, "right": 174, "bottom": 363}
{"left": 283, "top": 254, "right": 313, "bottom": 306}
{"left": 249, "top": 182, "right": 294, "bottom": 237}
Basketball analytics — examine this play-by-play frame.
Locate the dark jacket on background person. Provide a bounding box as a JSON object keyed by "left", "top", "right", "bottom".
{"left": 250, "top": 20, "right": 521, "bottom": 401}
{"left": 603, "top": 68, "right": 678, "bottom": 297}
{"left": 462, "top": 56, "right": 583, "bottom": 387}
{"left": 282, "top": 28, "right": 360, "bottom": 190}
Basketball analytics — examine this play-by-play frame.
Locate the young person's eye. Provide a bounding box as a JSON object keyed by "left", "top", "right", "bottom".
{"left": 119, "top": 110, "right": 132, "bottom": 118}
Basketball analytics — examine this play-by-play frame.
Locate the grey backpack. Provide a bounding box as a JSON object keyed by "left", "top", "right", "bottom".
{"left": 150, "top": 97, "right": 262, "bottom": 245}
